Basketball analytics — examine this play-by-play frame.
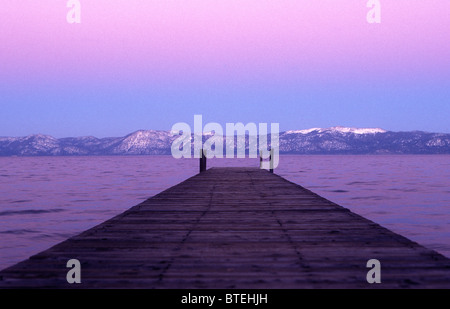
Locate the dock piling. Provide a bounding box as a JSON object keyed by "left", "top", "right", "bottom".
{"left": 259, "top": 150, "right": 263, "bottom": 169}
{"left": 260, "top": 149, "right": 274, "bottom": 173}
{"left": 199, "top": 148, "right": 207, "bottom": 173}
{"left": 269, "top": 148, "right": 274, "bottom": 173}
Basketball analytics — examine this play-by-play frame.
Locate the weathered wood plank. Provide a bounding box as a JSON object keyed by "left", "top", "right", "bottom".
{"left": 1, "top": 167, "right": 450, "bottom": 289}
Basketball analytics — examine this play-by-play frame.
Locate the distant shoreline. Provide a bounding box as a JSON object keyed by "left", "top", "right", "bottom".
{"left": 2, "top": 153, "right": 450, "bottom": 158}
{"left": 1, "top": 128, "right": 449, "bottom": 156}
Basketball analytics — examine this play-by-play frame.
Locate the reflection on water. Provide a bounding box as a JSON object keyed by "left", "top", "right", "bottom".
{"left": 0, "top": 156, "right": 198, "bottom": 270}
{"left": 0, "top": 155, "right": 449, "bottom": 270}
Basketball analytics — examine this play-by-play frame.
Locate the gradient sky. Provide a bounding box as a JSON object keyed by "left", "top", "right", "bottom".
{"left": 1, "top": 0, "right": 449, "bottom": 137}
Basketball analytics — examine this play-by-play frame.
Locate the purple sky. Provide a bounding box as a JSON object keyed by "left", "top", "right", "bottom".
{"left": 1, "top": 1, "right": 449, "bottom": 137}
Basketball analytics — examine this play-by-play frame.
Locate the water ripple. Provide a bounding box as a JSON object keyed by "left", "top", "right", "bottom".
{"left": 0, "top": 209, "right": 66, "bottom": 216}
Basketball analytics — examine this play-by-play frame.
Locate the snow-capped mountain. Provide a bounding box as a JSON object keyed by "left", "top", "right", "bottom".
{"left": 285, "top": 126, "right": 387, "bottom": 135}
{"left": 279, "top": 127, "right": 449, "bottom": 154}
{"left": 111, "top": 130, "right": 177, "bottom": 155}
{"left": 0, "top": 127, "right": 449, "bottom": 156}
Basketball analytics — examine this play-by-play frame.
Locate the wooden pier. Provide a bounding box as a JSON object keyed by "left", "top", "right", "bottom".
{"left": 1, "top": 167, "right": 450, "bottom": 288}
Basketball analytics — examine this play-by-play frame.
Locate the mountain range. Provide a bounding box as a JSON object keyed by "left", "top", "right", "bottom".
{"left": 0, "top": 127, "right": 449, "bottom": 156}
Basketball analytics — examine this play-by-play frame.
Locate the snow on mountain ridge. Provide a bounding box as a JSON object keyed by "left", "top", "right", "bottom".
{"left": 1, "top": 128, "right": 448, "bottom": 156}
{"left": 285, "top": 128, "right": 322, "bottom": 134}
{"left": 329, "top": 126, "right": 387, "bottom": 134}
{"left": 114, "top": 130, "right": 175, "bottom": 153}
{"left": 285, "top": 127, "right": 386, "bottom": 135}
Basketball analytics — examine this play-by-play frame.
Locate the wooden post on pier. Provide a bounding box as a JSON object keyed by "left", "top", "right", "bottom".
{"left": 259, "top": 150, "right": 263, "bottom": 169}
{"left": 199, "top": 149, "right": 207, "bottom": 173}
{"left": 260, "top": 149, "right": 274, "bottom": 173}
{"left": 269, "top": 148, "right": 274, "bottom": 173}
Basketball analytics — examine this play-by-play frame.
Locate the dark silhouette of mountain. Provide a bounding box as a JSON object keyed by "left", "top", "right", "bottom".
{"left": 0, "top": 127, "right": 448, "bottom": 156}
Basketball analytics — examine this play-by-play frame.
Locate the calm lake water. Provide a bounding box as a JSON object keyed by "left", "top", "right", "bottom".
{"left": 0, "top": 155, "right": 449, "bottom": 270}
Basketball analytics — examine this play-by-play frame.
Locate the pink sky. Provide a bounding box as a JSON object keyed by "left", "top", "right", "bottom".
{"left": 1, "top": 1, "right": 449, "bottom": 136}
{"left": 2, "top": 0, "right": 449, "bottom": 85}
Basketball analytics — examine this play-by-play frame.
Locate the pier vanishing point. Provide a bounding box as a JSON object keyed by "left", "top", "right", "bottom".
{"left": 1, "top": 167, "right": 450, "bottom": 288}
